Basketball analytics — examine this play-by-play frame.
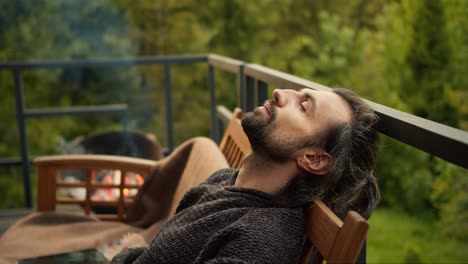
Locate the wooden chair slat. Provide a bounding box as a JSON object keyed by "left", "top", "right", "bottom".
{"left": 37, "top": 167, "right": 57, "bottom": 212}
{"left": 118, "top": 170, "right": 126, "bottom": 221}
{"left": 305, "top": 200, "right": 342, "bottom": 259}
{"left": 84, "top": 169, "right": 92, "bottom": 215}
{"left": 231, "top": 148, "right": 239, "bottom": 168}
{"left": 328, "top": 212, "right": 369, "bottom": 263}
{"left": 223, "top": 138, "right": 232, "bottom": 157}
{"left": 300, "top": 200, "right": 368, "bottom": 264}
{"left": 234, "top": 151, "right": 243, "bottom": 168}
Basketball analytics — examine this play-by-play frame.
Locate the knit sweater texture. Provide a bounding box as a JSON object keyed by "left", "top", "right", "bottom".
{"left": 111, "top": 168, "right": 305, "bottom": 264}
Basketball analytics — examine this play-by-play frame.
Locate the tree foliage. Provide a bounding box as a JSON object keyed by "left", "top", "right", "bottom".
{"left": 404, "top": 0, "right": 457, "bottom": 126}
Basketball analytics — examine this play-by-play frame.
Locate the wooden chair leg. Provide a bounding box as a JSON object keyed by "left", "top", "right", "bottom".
{"left": 37, "top": 166, "right": 57, "bottom": 212}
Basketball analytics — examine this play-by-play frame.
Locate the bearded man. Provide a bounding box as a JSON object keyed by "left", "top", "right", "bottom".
{"left": 111, "top": 88, "right": 380, "bottom": 264}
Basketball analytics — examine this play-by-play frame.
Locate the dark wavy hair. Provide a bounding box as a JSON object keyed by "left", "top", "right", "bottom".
{"left": 282, "top": 88, "right": 380, "bottom": 219}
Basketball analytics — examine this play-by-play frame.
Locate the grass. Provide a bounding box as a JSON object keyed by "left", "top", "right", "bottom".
{"left": 367, "top": 208, "right": 468, "bottom": 263}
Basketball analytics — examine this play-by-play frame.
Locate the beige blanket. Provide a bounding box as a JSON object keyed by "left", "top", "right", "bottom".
{"left": 0, "top": 137, "right": 228, "bottom": 263}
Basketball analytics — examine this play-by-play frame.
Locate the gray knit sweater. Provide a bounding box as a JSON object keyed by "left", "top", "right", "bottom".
{"left": 111, "top": 168, "right": 305, "bottom": 264}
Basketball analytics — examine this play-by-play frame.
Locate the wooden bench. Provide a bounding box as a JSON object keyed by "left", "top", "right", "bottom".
{"left": 34, "top": 107, "right": 368, "bottom": 264}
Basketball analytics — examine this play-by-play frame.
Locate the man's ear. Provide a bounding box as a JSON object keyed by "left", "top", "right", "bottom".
{"left": 296, "top": 149, "right": 332, "bottom": 176}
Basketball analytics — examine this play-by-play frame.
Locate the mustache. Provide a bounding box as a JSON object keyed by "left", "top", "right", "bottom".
{"left": 265, "top": 99, "right": 277, "bottom": 119}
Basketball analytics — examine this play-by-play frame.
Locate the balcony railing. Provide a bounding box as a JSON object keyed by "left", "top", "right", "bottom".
{"left": 1, "top": 53, "right": 467, "bottom": 208}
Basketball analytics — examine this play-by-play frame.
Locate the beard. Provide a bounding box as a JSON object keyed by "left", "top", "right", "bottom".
{"left": 241, "top": 101, "right": 310, "bottom": 162}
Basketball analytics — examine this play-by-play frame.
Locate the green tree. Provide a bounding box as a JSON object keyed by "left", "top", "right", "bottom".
{"left": 443, "top": 0, "right": 468, "bottom": 130}
{"left": 405, "top": 0, "right": 458, "bottom": 126}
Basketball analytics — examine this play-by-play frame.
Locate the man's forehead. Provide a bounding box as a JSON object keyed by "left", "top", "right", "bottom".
{"left": 299, "top": 88, "right": 328, "bottom": 94}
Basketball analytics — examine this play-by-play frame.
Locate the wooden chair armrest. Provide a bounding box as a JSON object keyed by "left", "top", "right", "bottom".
{"left": 34, "top": 154, "right": 157, "bottom": 175}
{"left": 34, "top": 154, "right": 158, "bottom": 221}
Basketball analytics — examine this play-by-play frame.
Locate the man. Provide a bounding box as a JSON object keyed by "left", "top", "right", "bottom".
{"left": 112, "top": 88, "right": 380, "bottom": 263}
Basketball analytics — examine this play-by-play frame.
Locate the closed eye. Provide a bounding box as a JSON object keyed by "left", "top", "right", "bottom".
{"left": 298, "top": 89, "right": 316, "bottom": 114}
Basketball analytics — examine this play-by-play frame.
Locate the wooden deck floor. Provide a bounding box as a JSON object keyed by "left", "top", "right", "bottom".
{"left": 0, "top": 208, "right": 33, "bottom": 236}
{"left": 0, "top": 206, "right": 85, "bottom": 236}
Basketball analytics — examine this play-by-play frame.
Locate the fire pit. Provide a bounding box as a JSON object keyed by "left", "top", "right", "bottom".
{"left": 57, "top": 130, "right": 163, "bottom": 214}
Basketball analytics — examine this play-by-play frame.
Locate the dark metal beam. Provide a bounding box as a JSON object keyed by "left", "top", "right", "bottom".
{"left": 238, "top": 65, "right": 245, "bottom": 111}
{"left": 209, "top": 64, "right": 219, "bottom": 143}
{"left": 0, "top": 158, "right": 29, "bottom": 166}
{"left": 13, "top": 70, "right": 32, "bottom": 208}
{"left": 245, "top": 76, "right": 256, "bottom": 112}
{"left": 370, "top": 101, "right": 468, "bottom": 168}
{"left": 164, "top": 64, "right": 175, "bottom": 153}
{"left": 24, "top": 104, "right": 128, "bottom": 117}
{"left": 0, "top": 55, "right": 208, "bottom": 70}
{"left": 256, "top": 80, "right": 269, "bottom": 106}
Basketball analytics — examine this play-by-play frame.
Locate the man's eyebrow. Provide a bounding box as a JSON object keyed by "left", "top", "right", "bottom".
{"left": 299, "top": 89, "right": 316, "bottom": 114}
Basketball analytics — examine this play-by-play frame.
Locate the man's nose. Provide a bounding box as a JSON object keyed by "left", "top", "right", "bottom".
{"left": 272, "top": 89, "right": 296, "bottom": 107}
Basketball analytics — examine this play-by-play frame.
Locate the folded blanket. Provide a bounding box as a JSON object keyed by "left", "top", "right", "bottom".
{"left": 0, "top": 212, "right": 141, "bottom": 264}
{"left": 0, "top": 137, "right": 228, "bottom": 264}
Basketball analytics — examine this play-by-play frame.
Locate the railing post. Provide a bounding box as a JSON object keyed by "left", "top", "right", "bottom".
{"left": 217, "top": 118, "right": 224, "bottom": 143}
{"left": 13, "top": 69, "right": 32, "bottom": 208}
{"left": 245, "top": 76, "right": 256, "bottom": 112}
{"left": 256, "top": 80, "right": 268, "bottom": 106}
{"left": 238, "top": 65, "right": 245, "bottom": 111}
{"left": 357, "top": 240, "right": 366, "bottom": 264}
{"left": 121, "top": 109, "right": 129, "bottom": 131}
{"left": 209, "top": 64, "right": 219, "bottom": 143}
{"left": 121, "top": 109, "right": 137, "bottom": 157}
{"left": 164, "top": 63, "right": 174, "bottom": 153}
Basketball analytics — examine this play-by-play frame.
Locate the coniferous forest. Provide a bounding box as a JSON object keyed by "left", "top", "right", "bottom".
{"left": 0, "top": 0, "right": 467, "bottom": 262}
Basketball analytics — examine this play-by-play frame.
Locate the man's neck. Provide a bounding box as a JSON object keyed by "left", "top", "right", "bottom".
{"left": 235, "top": 152, "right": 298, "bottom": 196}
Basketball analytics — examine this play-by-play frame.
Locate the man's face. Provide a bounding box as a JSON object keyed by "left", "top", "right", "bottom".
{"left": 241, "top": 88, "right": 352, "bottom": 162}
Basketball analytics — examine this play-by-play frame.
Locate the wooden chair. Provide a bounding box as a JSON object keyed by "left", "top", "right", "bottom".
{"left": 34, "top": 107, "right": 368, "bottom": 263}
{"left": 299, "top": 200, "right": 369, "bottom": 264}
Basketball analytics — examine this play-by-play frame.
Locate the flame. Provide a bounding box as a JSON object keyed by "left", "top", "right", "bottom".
{"left": 135, "top": 174, "right": 144, "bottom": 186}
